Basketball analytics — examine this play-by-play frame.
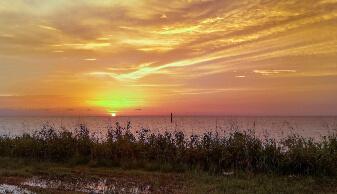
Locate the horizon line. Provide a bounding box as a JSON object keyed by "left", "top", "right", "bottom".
{"left": 1, "top": 114, "right": 337, "bottom": 117}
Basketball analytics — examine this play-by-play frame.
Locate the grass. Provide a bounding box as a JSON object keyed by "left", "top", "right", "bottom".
{"left": 0, "top": 122, "right": 336, "bottom": 193}
{"left": 0, "top": 122, "right": 337, "bottom": 177}
{"left": 0, "top": 157, "right": 336, "bottom": 193}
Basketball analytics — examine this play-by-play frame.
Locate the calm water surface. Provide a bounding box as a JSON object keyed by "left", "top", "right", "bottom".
{"left": 0, "top": 116, "right": 336, "bottom": 140}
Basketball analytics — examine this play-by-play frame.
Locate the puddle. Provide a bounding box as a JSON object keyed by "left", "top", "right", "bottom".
{"left": 0, "top": 184, "right": 34, "bottom": 194}
{"left": 22, "top": 177, "right": 152, "bottom": 193}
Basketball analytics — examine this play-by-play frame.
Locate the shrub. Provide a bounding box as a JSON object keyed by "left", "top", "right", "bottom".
{"left": 0, "top": 122, "right": 336, "bottom": 176}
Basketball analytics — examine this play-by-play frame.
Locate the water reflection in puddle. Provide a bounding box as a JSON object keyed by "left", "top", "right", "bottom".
{"left": 0, "top": 184, "right": 34, "bottom": 194}
{"left": 22, "top": 176, "right": 152, "bottom": 193}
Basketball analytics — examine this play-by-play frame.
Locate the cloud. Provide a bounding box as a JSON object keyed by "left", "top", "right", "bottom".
{"left": 84, "top": 58, "right": 97, "bottom": 61}
{"left": 87, "top": 54, "right": 226, "bottom": 80}
{"left": 253, "top": 70, "right": 297, "bottom": 76}
{"left": 1, "top": 0, "right": 337, "bottom": 115}
{"left": 38, "top": 25, "right": 59, "bottom": 31}
{"left": 0, "top": 94, "right": 13, "bottom": 97}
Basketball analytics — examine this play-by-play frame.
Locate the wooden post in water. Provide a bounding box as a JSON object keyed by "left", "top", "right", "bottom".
{"left": 216, "top": 119, "right": 218, "bottom": 131}
{"left": 171, "top": 113, "right": 173, "bottom": 123}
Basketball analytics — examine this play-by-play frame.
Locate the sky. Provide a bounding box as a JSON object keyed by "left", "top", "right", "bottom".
{"left": 0, "top": 0, "right": 337, "bottom": 116}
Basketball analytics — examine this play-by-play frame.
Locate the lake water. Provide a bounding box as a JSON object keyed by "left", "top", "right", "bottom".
{"left": 0, "top": 116, "right": 336, "bottom": 140}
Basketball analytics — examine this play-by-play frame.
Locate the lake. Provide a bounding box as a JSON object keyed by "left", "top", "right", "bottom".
{"left": 0, "top": 116, "right": 336, "bottom": 140}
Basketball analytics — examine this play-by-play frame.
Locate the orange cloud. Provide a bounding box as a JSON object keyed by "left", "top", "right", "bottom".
{"left": 1, "top": 0, "right": 337, "bottom": 115}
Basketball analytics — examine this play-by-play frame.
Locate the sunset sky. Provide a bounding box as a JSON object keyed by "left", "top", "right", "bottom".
{"left": 0, "top": 0, "right": 337, "bottom": 116}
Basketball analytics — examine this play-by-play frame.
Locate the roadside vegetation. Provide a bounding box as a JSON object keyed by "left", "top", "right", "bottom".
{"left": 0, "top": 122, "right": 336, "bottom": 176}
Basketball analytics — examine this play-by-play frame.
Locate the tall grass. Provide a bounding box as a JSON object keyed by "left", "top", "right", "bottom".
{"left": 0, "top": 122, "right": 336, "bottom": 176}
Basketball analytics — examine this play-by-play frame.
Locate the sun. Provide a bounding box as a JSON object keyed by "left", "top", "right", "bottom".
{"left": 110, "top": 112, "right": 117, "bottom": 117}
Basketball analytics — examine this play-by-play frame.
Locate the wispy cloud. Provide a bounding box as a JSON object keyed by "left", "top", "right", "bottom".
{"left": 253, "top": 70, "right": 297, "bottom": 76}
{"left": 84, "top": 58, "right": 97, "bottom": 61}
{"left": 1, "top": 0, "right": 337, "bottom": 115}
{"left": 87, "top": 55, "right": 225, "bottom": 80}
{"left": 51, "top": 42, "right": 111, "bottom": 50}
{"left": 38, "top": 25, "right": 59, "bottom": 31}
{"left": 0, "top": 94, "right": 14, "bottom": 97}
{"left": 172, "top": 87, "right": 258, "bottom": 95}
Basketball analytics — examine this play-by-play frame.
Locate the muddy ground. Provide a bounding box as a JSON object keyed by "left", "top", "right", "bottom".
{"left": 1, "top": 157, "right": 337, "bottom": 194}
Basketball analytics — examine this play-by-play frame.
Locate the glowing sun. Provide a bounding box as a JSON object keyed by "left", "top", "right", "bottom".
{"left": 110, "top": 112, "right": 117, "bottom": 117}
